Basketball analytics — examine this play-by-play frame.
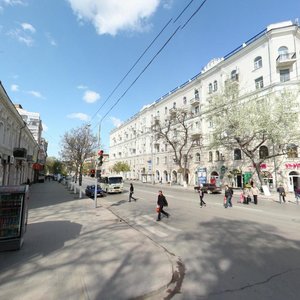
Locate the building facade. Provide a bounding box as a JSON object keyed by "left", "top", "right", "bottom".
{"left": 109, "top": 21, "right": 300, "bottom": 192}
{"left": 0, "top": 82, "right": 44, "bottom": 186}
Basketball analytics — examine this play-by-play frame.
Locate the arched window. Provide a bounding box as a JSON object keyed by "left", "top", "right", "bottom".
{"left": 165, "top": 107, "right": 168, "bottom": 114}
{"left": 254, "top": 56, "right": 262, "bottom": 69}
{"left": 195, "top": 153, "right": 201, "bottom": 162}
{"left": 234, "top": 149, "right": 242, "bottom": 160}
{"left": 213, "top": 80, "right": 218, "bottom": 91}
{"left": 194, "top": 89, "right": 199, "bottom": 99}
{"left": 173, "top": 102, "right": 176, "bottom": 109}
{"left": 208, "top": 83, "right": 213, "bottom": 94}
{"left": 209, "top": 151, "right": 213, "bottom": 162}
{"left": 278, "top": 46, "right": 289, "bottom": 60}
{"left": 287, "top": 144, "right": 298, "bottom": 158}
{"left": 216, "top": 150, "right": 220, "bottom": 161}
{"left": 183, "top": 97, "right": 187, "bottom": 104}
{"left": 259, "top": 146, "right": 269, "bottom": 159}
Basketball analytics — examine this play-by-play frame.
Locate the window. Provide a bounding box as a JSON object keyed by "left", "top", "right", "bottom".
{"left": 255, "top": 76, "right": 264, "bottom": 89}
{"left": 195, "top": 153, "right": 201, "bottom": 162}
{"left": 183, "top": 97, "right": 187, "bottom": 105}
{"left": 278, "top": 46, "right": 289, "bottom": 60}
{"left": 164, "top": 156, "right": 167, "bottom": 164}
{"left": 216, "top": 151, "right": 220, "bottom": 161}
{"left": 165, "top": 107, "right": 168, "bottom": 114}
{"left": 194, "top": 89, "right": 199, "bottom": 99}
{"left": 208, "top": 83, "right": 213, "bottom": 94}
{"left": 209, "top": 151, "right": 213, "bottom": 162}
{"left": 213, "top": 80, "right": 218, "bottom": 91}
{"left": 231, "top": 70, "right": 239, "bottom": 81}
{"left": 173, "top": 102, "right": 176, "bottom": 109}
{"left": 254, "top": 56, "right": 262, "bottom": 69}
{"left": 156, "top": 157, "right": 159, "bottom": 165}
{"left": 195, "top": 106, "right": 199, "bottom": 114}
{"left": 234, "top": 149, "right": 242, "bottom": 160}
{"left": 259, "top": 146, "right": 269, "bottom": 159}
{"left": 280, "top": 69, "right": 290, "bottom": 82}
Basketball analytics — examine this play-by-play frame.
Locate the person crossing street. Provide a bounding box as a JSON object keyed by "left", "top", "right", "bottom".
{"left": 156, "top": 190, "right": 170, "bottom": 221}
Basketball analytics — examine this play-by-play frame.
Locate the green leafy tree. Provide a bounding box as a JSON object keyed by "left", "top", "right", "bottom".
{"left": 112, "top": 161, "right": 130, "bottom": 174}
{"left": 206, "top": 83, "right": 299, "bottom": 186}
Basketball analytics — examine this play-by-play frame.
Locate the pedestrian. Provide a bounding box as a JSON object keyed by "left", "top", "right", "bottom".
{"left": 198, "top": 186, "right": 206, "bottom": 207}
{"left": 224, "top": 185, "right": 233, "bottom": 208}
{"left": 295, "top": 186, "right": 300, "bottom": 205}
{"left": 128, "top": 183, "right": 137, "bottom": 202}
{"left": 251, "top": 184, "right": 260, "bottom": 205}
{"left": 277, "top": 184, "right": 286, "bottom": 203}
{"left": 242, "top": 187, "right": 250, "bottom": 204}
{"left": 156, "top": 190, "right": 170, "bottom": 221}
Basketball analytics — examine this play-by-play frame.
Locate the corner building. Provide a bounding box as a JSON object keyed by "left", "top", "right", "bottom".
{"left": 109, "top": 21, "right": 300, "bottom": 192}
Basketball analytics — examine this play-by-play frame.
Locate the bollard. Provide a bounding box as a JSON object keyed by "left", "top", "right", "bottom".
{"left": 79, "top": 189, "right": 82, "bottom": 198}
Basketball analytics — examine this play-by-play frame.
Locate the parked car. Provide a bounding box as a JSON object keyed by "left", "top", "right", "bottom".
{"left": 194, "top": 183, "right": 222, "bottom": 194}
{"left": 85, "top": 185, "right": 105, "bottom": 198}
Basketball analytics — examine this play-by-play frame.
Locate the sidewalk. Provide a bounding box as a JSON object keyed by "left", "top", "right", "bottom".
{"left": 0, "top": 181, "right": 174, "bottom": 300}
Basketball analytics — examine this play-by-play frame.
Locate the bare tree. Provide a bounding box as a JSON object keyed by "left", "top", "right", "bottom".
{"left": 60, "top": 124, "right": 97, "bottom": 186}
{"left": 152, "top": 108, "right": 201, "bottom": 185}
{"left": 206, "top": 83, "right": 299, "bottom": 187}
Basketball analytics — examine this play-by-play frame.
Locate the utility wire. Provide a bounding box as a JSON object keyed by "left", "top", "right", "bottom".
{"left": 182, "top": 0, "right": 208, "bottom": 29}
{"left": 100, "top": 26, "right": 182, "bottom": 123}
{"left": 93, "top": 0, "right": 209, "bottom": 128}
{"left": 173, "top": 0, "right": 196, "bottom": 23}
{"left": 90, "top": 18, "right": 173, "bottom": 121}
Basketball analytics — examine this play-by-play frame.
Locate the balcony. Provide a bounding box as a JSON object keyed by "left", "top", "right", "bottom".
{"left": 276, "top": 52, "right": 296, "bottom": 67}
{"left": 190, "top": 96, "right": 200, "bottom": 106}
{"left": 13, "top": 148, "right": 27, "bottom": 160}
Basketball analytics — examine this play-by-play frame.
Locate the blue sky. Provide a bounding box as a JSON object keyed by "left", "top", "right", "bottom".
{"left": 0, "top": 0, "right": 299, "bottom": 157}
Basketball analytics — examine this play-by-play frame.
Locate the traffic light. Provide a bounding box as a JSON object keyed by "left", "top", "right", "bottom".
{"left": 98, "top": 150, "right": 104, "bottom": 166}
{"left": 90, "top": 169, "right": 95, "bottom": 177}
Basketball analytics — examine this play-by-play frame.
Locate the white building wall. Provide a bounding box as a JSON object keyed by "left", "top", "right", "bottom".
{"left": 110, "top": 21, "right": 300, "bottom": 191}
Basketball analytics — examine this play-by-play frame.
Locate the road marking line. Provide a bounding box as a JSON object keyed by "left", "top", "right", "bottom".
{"left": 142, "top": 215, "right": 182, "bottom": 232}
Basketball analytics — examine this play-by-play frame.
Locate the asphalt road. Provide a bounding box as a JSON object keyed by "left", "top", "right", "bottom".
{"left": 88, "top": 180, "right": 300, "bottom": 300}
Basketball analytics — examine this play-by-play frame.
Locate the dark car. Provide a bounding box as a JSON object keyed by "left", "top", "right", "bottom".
{"left": 85, "top": 185, "right": 105, "bottom": 198}
{"left": 194, "top": 183, "right": 222, "bottom": 194}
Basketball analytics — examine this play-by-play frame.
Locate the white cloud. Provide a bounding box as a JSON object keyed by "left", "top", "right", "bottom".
{"left": 67, "top": 112, "right": 90, "bottom": 121}
{"left": 67, "top": 0, "right": 161, "bottom": 36}
{"left": 0, "top": 0, "right": 27, "bottom": 7}
{"left": 11, "top": 84, "right": 19, "bottom": 92}
{"left": 27, "top": 90, "right": 45, "bottom": 99}
{"left": 7, "top": 22, "right": 36, "bottom": 46}
{"left": 83, "top": 90, "right": 100, "bottom": 103}
{"left": 45, "top": 32, "right": 57, "bottom": 46}
{"left": 21, "top": 22, "right": 36, "bottom": 33}
{"left": 77, "top": 84, "right": 88, "bottom": 90}
{"left": 110, "top": 116, "right": 122, "bottom": 128}
{"left": 42, "top": 122, "right": 48, "bottom": 132}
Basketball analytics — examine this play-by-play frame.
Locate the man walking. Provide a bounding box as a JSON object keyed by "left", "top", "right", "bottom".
{"left": 157, "top": 190, "right": 170, "bottom": 221}
{"left": 199, "top": 185, "right": 206, "bottom": 207}
{"left": 129, "top": 183, "right": 137, "bottom": 202}
{"left": 224, "top": 185, "right": 233, "bottom": 208}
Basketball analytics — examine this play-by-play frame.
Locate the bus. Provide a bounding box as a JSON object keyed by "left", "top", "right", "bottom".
{"left": 99, "top": 176, "right": 124, "bottom": 193}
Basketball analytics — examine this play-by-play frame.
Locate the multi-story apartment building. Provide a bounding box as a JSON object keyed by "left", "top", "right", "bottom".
{"left": 0, "top": 82, "right": 39, "bottom": 185}
{"left": 109, "top": 20, "right": 300, "bottom": 192}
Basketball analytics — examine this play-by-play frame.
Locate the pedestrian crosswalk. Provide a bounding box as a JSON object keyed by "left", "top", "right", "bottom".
{"left": 132, "top": 214, "right": 182, "bottom": 238}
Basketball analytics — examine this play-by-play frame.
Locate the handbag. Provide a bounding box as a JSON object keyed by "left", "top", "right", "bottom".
{"left": 156, "top": 205, "right": 160, "bottom": 213}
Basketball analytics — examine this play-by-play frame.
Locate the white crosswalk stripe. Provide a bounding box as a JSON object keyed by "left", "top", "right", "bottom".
{"left": 142, "top": 215, "right": 182, "bottom": 232}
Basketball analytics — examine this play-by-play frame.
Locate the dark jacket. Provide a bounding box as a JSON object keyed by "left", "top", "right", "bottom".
{"left": 225, "top": 187, "right": 233, "bottom": 198}
{"left": 157, "top": 194, "right": 168, "bottom": 207}
{"left": 130, "top": 184, "right": 134, "bottom": 193}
